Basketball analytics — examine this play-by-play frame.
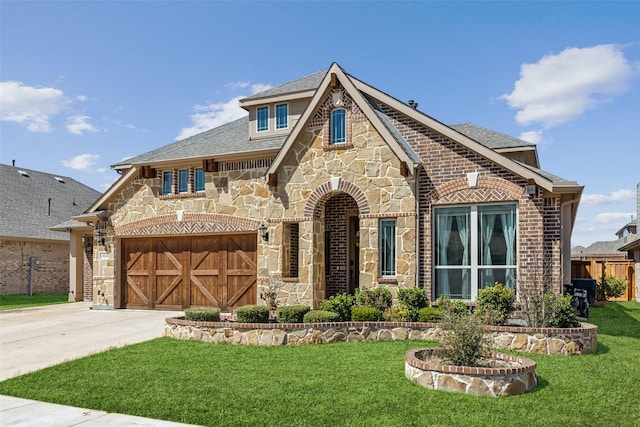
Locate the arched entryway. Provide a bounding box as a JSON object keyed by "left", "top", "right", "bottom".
{"left": 315, "top": 192, "right": 360, "bottom": 298}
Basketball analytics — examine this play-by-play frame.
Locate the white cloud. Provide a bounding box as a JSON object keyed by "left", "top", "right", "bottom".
{"left": 501, "top": 44, "right": 636, "bottom": 127}
{"left": 581, "top": 189, "right": 636, "bottom": 206}
{"left": 67, "top": 115, "right": 98, "bottom": 135}
{"left": 250, "top": 83, "right": 271, "bottom": 94}
{"left": 61, "top": 153, "right": 100, "bottom": 170}
{"left": 519, "top": 130, "right": 545, "bottom": 144}
{"left": 0, "top": 81, "right": 69, "bottom": 132}
{"left": 176, "top": 96, "right": 247, "bottom": 140}
{"left": 176, "top": 82, "right": 273, "bottom": 140}
{"left": 572, "top": 210, "right": 635, "bottom": 247}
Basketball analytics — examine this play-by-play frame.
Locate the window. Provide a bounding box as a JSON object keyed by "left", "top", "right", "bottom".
{"left": 434, "top": 203, "right": 517, "bottom": 300}
{"left": 178, "top": 169, "right": 189, "bottom": 193}
{"left": 162, "top": 171, "right": 172, "bottom": 195}
{"left": 257, "top": 106, "right": 269, "bottom": 132}
{"left": 195, "top": 168, "right": 205, "bottom": 192}
{"left": 282, "top": 223, "right": 299, "bottom": 278}
{"left": 331, "top": 108, "right": 346, "bottom": 144}
{"left": 161, "top": 168, "right": 205, "bottom": 196}
{"left": 275, "top": 104, "right": 288, "bottom": 130}
{"left": 380, "top": 219, "right": 396, "bottom": 276}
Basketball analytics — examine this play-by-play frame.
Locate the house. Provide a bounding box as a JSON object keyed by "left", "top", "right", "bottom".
{"left": 571, "top": 183, "right": 639, "bottom": 301}
{"left": 618, "top": 183, "right": 640, "bottom": 302}
{"left": 0, "top": 163, "right": 101, "bottom": 296}
{"left": 71, "top": 63, "right": 583, "bottom": 311}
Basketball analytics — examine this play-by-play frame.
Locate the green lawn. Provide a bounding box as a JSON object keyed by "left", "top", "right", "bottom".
{"left": 0, "top": 302, "right": 639, "bottom": 427}
{"left": 0, "top": 293, "right": 69, "bottom": 311}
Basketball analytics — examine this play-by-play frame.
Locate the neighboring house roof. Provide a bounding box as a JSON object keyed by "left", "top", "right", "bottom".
{"left": 619, "top": 236, "right": 640, "bottom": 252}
{"left": 0, "top": 164, "right": 101, "bottom": 241}
{"left": 571, "top": 238, "right": 629, "bottom": 257}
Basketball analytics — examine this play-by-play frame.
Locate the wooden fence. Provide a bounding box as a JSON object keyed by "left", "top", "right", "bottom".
{"left": 571, "top": 260, "right": 635, "bottom": 301}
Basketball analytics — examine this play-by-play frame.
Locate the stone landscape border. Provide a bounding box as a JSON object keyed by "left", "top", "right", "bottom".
{"left": 164, "top": 318, "right": 598, "bottom": 355}
{"left": 405, "top": 348, "right": 537, "bottom": 397}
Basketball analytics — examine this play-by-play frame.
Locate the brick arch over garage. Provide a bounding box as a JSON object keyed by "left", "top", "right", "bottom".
{"left": 304, "top": 179, "right": 370, "bottom": 219}
{"left": 114, "top": 213, "right": 261, "bottom": 237}
{"left": 426, "top": 175, "right": 527, "bottom": 205}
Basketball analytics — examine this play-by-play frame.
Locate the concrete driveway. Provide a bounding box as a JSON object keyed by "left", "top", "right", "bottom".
{"left": 0, "top": 302, "right": 182, "bottom": 381}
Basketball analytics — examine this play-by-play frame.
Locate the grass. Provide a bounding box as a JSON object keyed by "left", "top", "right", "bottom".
{"left": 0, "top": 293, "right": 68, "bottom": 311}
{"left": 0, "top": 302, "right": 639, "bottom": 426}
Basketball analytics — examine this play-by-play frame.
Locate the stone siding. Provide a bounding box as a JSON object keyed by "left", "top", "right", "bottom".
{"left": 164, "top": 318, "right": 598, "bottom": 355}
{"left": 405, "top": 349, "right": 537, "bottom": 397}
{"left": 0, "top": 238, "right": 69, "bottom": 295}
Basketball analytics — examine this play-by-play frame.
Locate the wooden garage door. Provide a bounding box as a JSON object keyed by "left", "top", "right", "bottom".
{"left": 122, "top": 235, "right": 256, "bottom": 310}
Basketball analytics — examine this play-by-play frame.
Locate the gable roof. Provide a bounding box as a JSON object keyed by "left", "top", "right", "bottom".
{"left": 0, "top": 164, "right": 101, "bottom": 241}
{"left": 267, "top": 63, "right": 421, "bottom": 176}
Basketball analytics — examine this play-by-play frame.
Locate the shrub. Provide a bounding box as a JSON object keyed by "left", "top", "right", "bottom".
{"left": 351, "top": 306, "right": 383, "bottom": 321}
{"left": 235, "top": 305, "right": 270, "bottom": 323}
{"left": 436, "top": 296, "right": 468, "bottom": 316}
{"left": 474, "top": 283, "right": 516, "bottom": 325}
{"left": 276, "top": 305, "right": 311, "bottom": 323}
{"left": 184, "top": 307, "right": 221, "bottom": 322}
{"left": 437, "top": 311, "right": 490, "bottom": 367}
{"left": 597, "top": 277, "right": 628, "bottom": 301}
{"left": 398, "top": 287, "right": 429, "bottom": 321}
{"left": 383, "top": 303, "right": 411, "bottom": 322}
{"left": 354, "top": 287, "right": 392, "bottom": 312}
{"left": 522, "top": 291, "right": 578, "bottom": 328}
{"left": 303, "top": 310, "right": 340, "bottom": 323}
{"left": 417, "top": 306, "right": 443, "bottom": 323}
{"left": 319, "top": 293, "right": 354, "bottom": 322}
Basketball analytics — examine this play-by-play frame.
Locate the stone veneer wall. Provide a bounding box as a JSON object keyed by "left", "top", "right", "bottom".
{"left": 405, "top": 348, "right": 537, "bottom": 397}
{"left": 0, "top": 238, "right": 69, "bottom": 295}
{"left": 164, "top": 318, "right": 598, "bottom": 355}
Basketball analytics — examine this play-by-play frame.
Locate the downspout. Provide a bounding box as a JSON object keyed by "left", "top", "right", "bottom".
{"left": 415, "top": 165, "right": 421, "bottom": 290}
{"left": 560, "top": 195, "right": 580, "bottom": 288}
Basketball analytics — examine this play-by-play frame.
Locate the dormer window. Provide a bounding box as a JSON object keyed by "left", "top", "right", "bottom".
{"left": 257, "top": 106, "right": 269, "bottom": 132}
{"left": 331, "top": 108, "right": 346, "bottom": 144}
{"left": 276, "top": 103, "right": 288, "bottom": 130}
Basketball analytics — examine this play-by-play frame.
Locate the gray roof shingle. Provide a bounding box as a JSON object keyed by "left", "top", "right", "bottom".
{"left": 113, "top": 116, "right": 287, "bottom": 167}
{"left": 241, "top": 70, "right": 327, "bottom": 101}
{"left": 0, "top": 164, "right": 101, "bottom": 241}
{"left": 450, "top": 123, "right": 535, "bottom": 150}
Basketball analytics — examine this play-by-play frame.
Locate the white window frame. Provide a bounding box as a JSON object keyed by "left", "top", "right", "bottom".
{"left": 331, "top": 108, "right": 346, "bottom": 144}
{"left": 433, "top": 203, "right": 518, "bottom": 301}
{"left": 379, "top": 218, "right": 396, "bottom": 277}
{"left": 275, "top": 103, "right": 288, "bottom": 130}
{"left": 257, "top": 106, "right": 269, "bottom": 132}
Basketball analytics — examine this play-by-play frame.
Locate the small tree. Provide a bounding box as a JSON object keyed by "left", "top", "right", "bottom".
{"left": 597, "top": 277, "right": 628, "bottom": 301}
{"left": 437, "top": 311, "right": 490, "bottom": 367}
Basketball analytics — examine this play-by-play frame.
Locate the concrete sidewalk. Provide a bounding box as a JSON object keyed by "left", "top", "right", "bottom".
{"left": 0, "top": 395, "right": 200, "bottom": 426}
{"left": 0, "top": 302, "right": 200, "bottom": 426}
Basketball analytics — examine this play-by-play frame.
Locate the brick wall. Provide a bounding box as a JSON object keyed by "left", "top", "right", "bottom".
{"left": 83, "top": 237, "right": 94, "bottom": 301}
{"left": 323, "top": 193, "right": 359, "bottom": 296}
{"left": 0, "top": 239, "right": 69, "bottom": 295}
{"left": 375, "top": 101, "right": 559, "bottom": 299}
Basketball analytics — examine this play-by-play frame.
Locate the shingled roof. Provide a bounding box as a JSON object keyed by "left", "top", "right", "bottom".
{"left": 0, "top": 164, "right": 101, "bottom": 241}
{"left": 449, "top": 123, "right": 535, "bottom": 150}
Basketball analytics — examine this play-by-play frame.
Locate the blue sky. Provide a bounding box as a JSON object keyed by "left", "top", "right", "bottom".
{"left": 1, "top": 1, "right": 638, "bottom": 248}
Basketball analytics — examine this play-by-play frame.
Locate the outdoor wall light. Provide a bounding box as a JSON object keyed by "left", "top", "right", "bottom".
{"left": 94, "top": 229, "right": 105, "bottom": 246}
{"left": 258, "top": 223, "right": 269, "bottom": 242}
{"left": 525, "top": 184, "right": 537, "bottom": 199}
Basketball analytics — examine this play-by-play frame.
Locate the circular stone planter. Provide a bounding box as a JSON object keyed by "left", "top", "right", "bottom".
{"left": 405, "top": 348, "right": 537, "bottom": 397}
